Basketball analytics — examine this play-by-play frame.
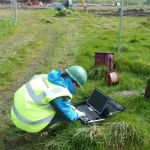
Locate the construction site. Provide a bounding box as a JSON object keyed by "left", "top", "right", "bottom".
{"left": 0, "top": 0, "right": 150, "bottom": 150}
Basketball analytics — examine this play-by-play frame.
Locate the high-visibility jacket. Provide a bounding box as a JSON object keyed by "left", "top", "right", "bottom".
{"left": 11, "top": 76, "right": 72, "bottom": 133}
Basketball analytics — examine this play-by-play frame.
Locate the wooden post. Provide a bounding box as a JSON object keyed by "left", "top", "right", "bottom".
{"left": 144, "top": 77, "right": 150, "bottom": 98}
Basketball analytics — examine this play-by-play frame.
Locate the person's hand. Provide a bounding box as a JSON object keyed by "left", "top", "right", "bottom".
{"left": 75, "top": 109, "right": 86, "bottom": 117}
{"left": 71, "top": 105, "right": 86, "bottom": 117}
{"left": 71, "top": 105, "right": 76, "bottom": 111}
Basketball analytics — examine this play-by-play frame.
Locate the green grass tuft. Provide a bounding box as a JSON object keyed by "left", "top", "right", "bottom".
{"left": 88, "top": 66, "right": 107, "bottom": 80}
{"left": 55, "top": 9, "right": 76, "bottom": 17}
{"left": 0, "top": 17, "right": 16, "bottom": 37}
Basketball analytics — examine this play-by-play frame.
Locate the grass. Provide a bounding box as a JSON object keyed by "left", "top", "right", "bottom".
{"left": 0, "top": 7, "right": 150, "bottom": 150}
{"left": 0, "top": 17, "right": 16, "bottom": 38}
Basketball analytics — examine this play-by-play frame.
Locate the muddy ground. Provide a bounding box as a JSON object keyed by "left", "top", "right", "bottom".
{"left": 86, "top": 8, "right": 150, "bottom": 17}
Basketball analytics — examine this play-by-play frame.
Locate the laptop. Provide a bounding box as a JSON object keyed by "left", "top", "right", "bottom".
{"left": 75, "top": 88, "right": 110, "bottom": 124}
{"left": 75, "top": 88, "right": 125, "bottom": 124}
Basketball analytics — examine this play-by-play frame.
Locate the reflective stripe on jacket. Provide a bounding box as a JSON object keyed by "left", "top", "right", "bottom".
{"left": 11, "top": 76, "right": 72, "bottom": 133}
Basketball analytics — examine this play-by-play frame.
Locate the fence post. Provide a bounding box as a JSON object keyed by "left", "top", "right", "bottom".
{"left": 10, "top": 0, "right": 17, "bottom": 26}
{"left": 117, "top": 0, "right": 124, "bottom": 55}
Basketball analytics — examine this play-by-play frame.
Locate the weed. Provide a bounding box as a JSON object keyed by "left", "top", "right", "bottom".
{"left": 129, "top": 38, "right": 140, "bottom": 43}
{"left": 121, "top": 44, "right": 130, "bottom": 52}
{"left": 43, "top": 121, "right": 149, "bottom": 150}
{"left": 88, "top": 66, "right": 107, "bottom": 80}
{"left": 55, "top": 9, "right": 74, "bottom": 17}
{"left": 141, "top": 20, "right": 150, "bottom": 28}
{"left": 104, "top": 122, "right": 145, "bottom": 150}
{"left": 143, "top": 44, "right": 150, "bottom": 49}
{"left": 0, "top": 17, "right": 16, "bottom": 37}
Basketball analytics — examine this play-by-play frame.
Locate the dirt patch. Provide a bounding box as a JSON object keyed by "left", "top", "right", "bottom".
{"left": 78, "top": 8, "right": 150, "bottom": 17}
{"left": 113, "top": 90, "right": 142, "bottom": 97}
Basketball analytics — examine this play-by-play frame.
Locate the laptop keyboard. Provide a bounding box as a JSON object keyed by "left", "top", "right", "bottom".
{"left": 80, "top": 116, "right": 89, "bottom": 122}
{"left": 76, "top": 104, "right": 100, "bottom": 121}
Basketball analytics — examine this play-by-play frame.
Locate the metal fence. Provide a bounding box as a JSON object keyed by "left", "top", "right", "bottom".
{"left": 0, "top": 0, "right": 17, "bottom": 26}
{"left": 10, "top": 0, "right": 17, "bottom": 25}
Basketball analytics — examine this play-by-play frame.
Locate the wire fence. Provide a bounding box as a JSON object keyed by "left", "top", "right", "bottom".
{"left": 10, "top": 0, "right": 17, "bottom": 25}
{"left": 0, "top": 0, "right": 17, "bottom": 26}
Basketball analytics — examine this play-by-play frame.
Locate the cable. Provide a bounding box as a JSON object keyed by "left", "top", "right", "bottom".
{"left": 110, "top": 72, "right": 119, "bottom": 83}
{"left": 105, "top": 70, "right": 120, "bottom": 85}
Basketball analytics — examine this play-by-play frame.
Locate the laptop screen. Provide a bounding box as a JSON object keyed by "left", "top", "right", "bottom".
{"left": 87, "top": 88, "right": 110, "bottom": 114}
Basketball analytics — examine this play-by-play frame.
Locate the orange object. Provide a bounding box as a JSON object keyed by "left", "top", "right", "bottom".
{"left": 32, "top": 1, "right": 43, "bottom": 5}
{"left": 105, "top": 70, "right": 120, "bottom": 85}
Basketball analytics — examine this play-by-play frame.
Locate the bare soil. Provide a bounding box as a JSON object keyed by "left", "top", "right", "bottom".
{"left": 85, "top": 8, "right": 150, "bottom": 17}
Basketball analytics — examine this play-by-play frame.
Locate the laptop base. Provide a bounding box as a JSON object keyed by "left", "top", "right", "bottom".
{"left": 74, "top": 89, "right": 125, "bottom": 124}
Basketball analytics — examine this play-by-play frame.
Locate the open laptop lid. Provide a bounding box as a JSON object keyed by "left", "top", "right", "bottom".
{"left": 86, "top": 88, "right": 110, "bottom": 115}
